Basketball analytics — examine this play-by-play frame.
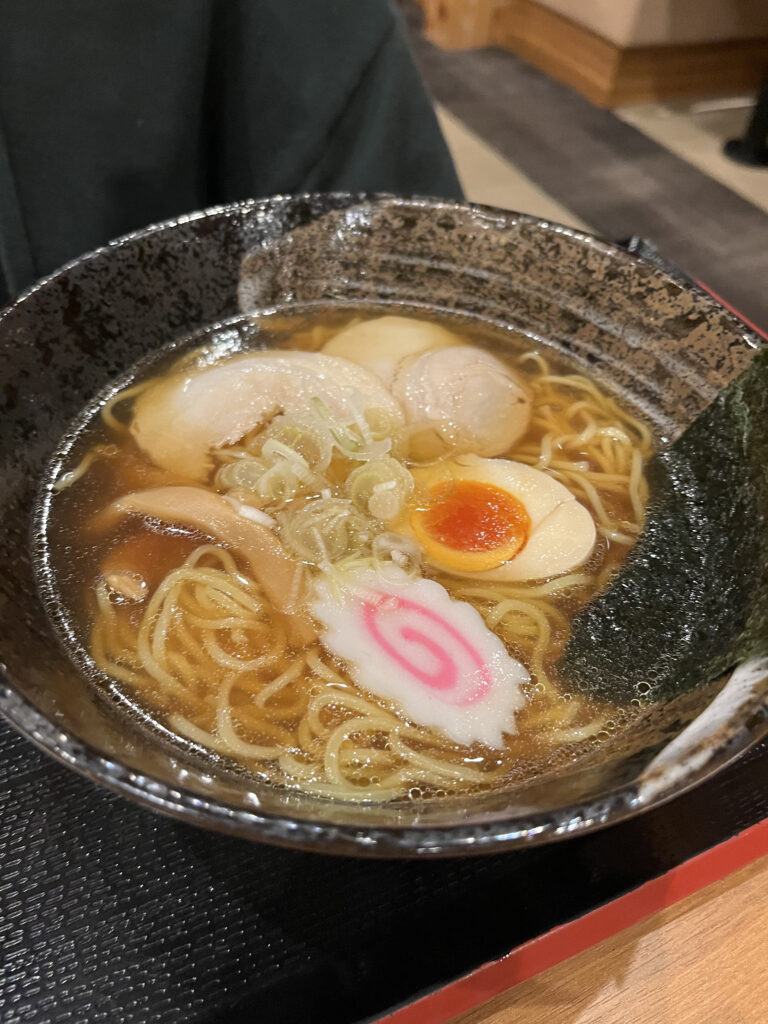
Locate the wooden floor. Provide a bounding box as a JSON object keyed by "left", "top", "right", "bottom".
{"left": 450, "top": 853, "right": 768, "bottom": 1024}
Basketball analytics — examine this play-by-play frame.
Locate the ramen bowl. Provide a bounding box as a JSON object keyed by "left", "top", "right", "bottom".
{"left": 1, "top": 194, "right": 766, "bottom": 857}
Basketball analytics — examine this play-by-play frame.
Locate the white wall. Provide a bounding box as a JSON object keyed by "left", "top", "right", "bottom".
{"left": 536, "top": 0, "right": 768, "bottom": 46}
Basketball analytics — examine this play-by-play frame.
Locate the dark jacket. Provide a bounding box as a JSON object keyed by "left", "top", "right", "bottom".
{"left": 0, "top": 0, "right": 461, "bottom": 304}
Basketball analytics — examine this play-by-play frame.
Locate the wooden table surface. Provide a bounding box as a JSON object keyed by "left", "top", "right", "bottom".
{"left": 450, "top": 853, "right": 768, "bottom": 1024}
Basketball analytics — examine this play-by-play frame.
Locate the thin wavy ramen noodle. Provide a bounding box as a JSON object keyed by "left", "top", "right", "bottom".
{"left": 45, "top": 312, "right": 653, "bottom": 802}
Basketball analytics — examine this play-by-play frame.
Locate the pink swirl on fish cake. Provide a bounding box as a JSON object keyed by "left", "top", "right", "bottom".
{"left": 310, "top": 568, "right": 528, "bottom": 748}
{"left": 361, "top": 593, "right": 492, "bottom": 705}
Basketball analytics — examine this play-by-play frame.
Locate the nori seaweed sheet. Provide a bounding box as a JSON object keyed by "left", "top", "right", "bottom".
{"left": 561, "top": 346, "right": 768, "bottom": 703}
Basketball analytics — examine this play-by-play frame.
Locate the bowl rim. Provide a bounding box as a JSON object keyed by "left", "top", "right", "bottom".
{"left": 2, "top": 192, "right": 767, "bottom": 857}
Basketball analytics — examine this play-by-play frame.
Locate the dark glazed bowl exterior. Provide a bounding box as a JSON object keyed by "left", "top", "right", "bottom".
{"left": 1, "top": 194, "right": 766, "bottom": 857}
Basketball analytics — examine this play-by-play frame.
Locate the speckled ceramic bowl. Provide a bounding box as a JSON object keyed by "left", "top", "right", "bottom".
{"left": 1, "top": 194, "right": 766, "bottom": 856}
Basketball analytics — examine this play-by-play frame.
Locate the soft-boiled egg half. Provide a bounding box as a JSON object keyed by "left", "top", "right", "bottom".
{"left": 392, "top": 455, "right": 596, "bottom": 582}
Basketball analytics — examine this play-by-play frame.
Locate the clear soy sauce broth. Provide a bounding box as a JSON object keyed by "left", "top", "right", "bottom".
{"left": 39, "top": 307, "right": 654, "bottom": 803}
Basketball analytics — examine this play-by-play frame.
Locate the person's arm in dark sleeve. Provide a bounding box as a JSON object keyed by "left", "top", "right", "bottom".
{"left": 0, "top": 0, "right": 461, "bottom": 303}
{"left": 207, "top": 0, "right": 462, "bottom": 202}
{"left": 299, "top": 8, "right": 462, "bottom": 198}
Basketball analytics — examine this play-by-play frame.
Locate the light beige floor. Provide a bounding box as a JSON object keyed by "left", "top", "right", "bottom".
{"left": 439, "top": 96, "right": 768, "bottom": 223}
{"left": 437, "top": 106, "right": 591, "bottom": 230}
{"left": 616, "top": 96, "right": 768, "bottom": 213}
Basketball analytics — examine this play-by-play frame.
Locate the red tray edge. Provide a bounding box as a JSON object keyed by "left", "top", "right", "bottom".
{"left": 378, "top": 816, "right": 768, "bottom": 1024}
{"left": 694, "top": 281, "right": 767, "bottom": 341}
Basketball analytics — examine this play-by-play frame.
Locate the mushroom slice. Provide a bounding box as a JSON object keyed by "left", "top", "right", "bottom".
{"left": 106, "top": 486, "right": 315, "bottom": 644}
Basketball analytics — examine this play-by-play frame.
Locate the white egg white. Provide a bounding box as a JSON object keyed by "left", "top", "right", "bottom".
{"left": 400, "top": 454, "right": 597, "bottom": 582}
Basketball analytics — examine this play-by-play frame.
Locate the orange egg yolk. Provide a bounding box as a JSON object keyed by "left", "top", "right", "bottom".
{"left": 411, "top": 480, "right": 531, "bottom": 572}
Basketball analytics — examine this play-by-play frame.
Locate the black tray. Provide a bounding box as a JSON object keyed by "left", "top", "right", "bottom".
{"left": 1, "top": 718, "right": 767, "bottom": 1024}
